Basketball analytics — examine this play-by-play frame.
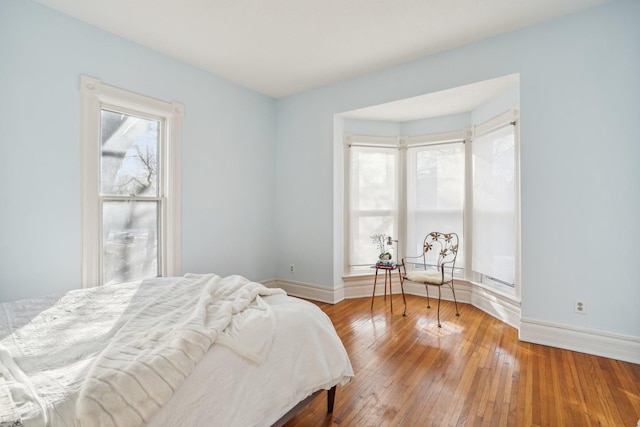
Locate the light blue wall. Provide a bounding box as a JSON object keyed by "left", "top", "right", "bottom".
{"left": 343, "top": 119, "right": 401, "bottom": 135}
{"left": 1, "top": 0, "right": 638, "bottom": 340}
{"left": 276, "top": 0, "right": 640, "bottom": 337}
{"left": 471, "top": 86, "right": 519, "bottom": 125}
{"left": 0, "top": 0, "right": 277, "bottom": 301}
{"left": 401, "top": 112, "right": 472, "bottom": 136}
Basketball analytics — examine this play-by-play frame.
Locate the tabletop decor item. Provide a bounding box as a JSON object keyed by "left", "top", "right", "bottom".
{"left": 370, "top": 233, "right": 393, "bottom": 264}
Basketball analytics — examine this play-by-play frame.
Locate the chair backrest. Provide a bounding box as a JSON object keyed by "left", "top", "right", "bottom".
{"left": 422, "top": 232, "right": 459, "bottom": 272}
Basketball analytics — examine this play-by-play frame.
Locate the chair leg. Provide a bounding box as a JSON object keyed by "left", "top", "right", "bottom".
{"left": 425, "top": 284, "right": 431, "bottom": 308}
{"left": 450, "top": 281, "right": 460, "bottom": 316}
{"left": 398, "top": 269, "right": 407, "bottom": 316}
{"left": 437, "top": 286, "right": 442, "bottom": 328}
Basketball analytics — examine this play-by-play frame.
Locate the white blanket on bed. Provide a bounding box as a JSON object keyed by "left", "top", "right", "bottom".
{"left": 1, "top": 276, "right": 354, "bottom": 427}
{"left": 75, "top": 274, "right": 285, "bottom": 427}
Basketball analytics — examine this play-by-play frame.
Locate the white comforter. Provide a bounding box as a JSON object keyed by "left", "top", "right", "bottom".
{"left": 0, "top": 275, "right": 354, "bottom": 427}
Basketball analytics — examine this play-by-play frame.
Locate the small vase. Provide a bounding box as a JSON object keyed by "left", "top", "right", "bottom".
{"left": 377, "top": 257, "right": 393, "bottom": 266}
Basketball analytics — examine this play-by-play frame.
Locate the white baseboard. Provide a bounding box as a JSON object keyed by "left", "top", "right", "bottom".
{"left": 265, "top": 276, "right": 639, "bottom": 364}
{"left": 343, "top": 273, "right": 406, "bottom": 299}
{"left": 471, "top": 285, "right": 521, "bottom": 330}
{"left": 520, "top": 318, "right": 640, "bottom": 365}
{"left": 342, "top": 274, "right": 472, "bottom": 302}
{"left": 264, "top": 278, "right": 344, "bottom": 304}
{"left": 401, "top": 280, "right": 472, "bottom": 304}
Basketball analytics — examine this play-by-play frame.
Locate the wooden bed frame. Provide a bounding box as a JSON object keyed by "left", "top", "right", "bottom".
{"left": 271, "top": 386, "right": 336, "bottom": 427}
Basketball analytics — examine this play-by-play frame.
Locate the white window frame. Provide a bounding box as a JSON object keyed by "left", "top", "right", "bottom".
{"left": 344, "top": 108, "right": 520, "bottom": 299}
{"left": 405, "top": 130, "right": 466, "bottom": 277}
{"left": 469, "top": 108, "right": 521, "bottom": 298}
{"left": 81, "top": 75, "right": 183, "bottom": 287}
{"left": 344, "top": 133, "right": 401, "bottom": 273}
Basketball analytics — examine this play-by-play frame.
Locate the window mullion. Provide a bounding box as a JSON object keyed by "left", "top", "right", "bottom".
{"left": 397, "top": 137, "right": 407, "bottom": 262}
{"left": 101, "top": 196, "right": 164, "bottom": 202}
{"left": 463, "top": 129, "right": 473, "bottom": 281}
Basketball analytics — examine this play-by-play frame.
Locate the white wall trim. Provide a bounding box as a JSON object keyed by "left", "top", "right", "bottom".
{"left": 80, "top": 75, "right": 183, "bottom": 288}
{"left": 520, "top": 317, "right": 640, "bottom": 365}
{"left": 342, "top": 275, "right": 375, "bottom": 299}
{"left": 470, "top": 283, "right": 521, "bottom": 329}
{"left": 266, "top": 278, "right": 345, "bottom": 304}
{"left": 80, "top": 76, "right": 102, "bottom": 288}
{"left": 398, "top": 280, "right": 472, "bottom": 304}
{"left": 473, "top": 107, "right": 518, "bottom": 138}
{"left": 406, "top": 130, "right": 466, "bottom": 146}
{"left": 343, "top": 274, "right": 415, "bottom": 299}
{"left": 270, "top": 275, "right": 638, "bottom": 364}
{"left": 343, "top": 274, "right": 473, "bottom": 302}
{"left": 272, "top": 274, "right": 474, "bottom": 307}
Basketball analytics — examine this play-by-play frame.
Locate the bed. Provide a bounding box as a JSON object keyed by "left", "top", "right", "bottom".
{"left": 0, "top": 274, "right": 354, "bottom": 427}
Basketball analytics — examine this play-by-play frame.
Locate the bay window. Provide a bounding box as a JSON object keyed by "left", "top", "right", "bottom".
{"left": 345, "top": 108, "right": 519, "bottom": 292}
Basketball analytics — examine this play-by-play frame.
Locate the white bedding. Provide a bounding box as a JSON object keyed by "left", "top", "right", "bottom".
{"left": 0, "top": 275, "right": 354, "bottom": 427}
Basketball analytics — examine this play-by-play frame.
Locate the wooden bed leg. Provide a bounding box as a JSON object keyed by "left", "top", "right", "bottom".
{"left": 327, "top": 386, "right": 336, "bottom": 413}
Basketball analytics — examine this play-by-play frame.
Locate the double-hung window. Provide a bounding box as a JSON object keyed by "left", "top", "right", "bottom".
{"left": 406, "top": 134, "right": 465, "bottom": 273}
{"left": 81, "top": 76, "right": 183, "bottom": 287}
{"left": 471, "top": 119, "right": 517, "bottom": 287}
{"left": 346, "top": 135, "right": 399, "bottom": 270}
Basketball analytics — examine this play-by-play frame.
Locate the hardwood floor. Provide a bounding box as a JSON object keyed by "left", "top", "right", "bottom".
{"left": 284, "top": 295, "right": 640, "bottom": 427}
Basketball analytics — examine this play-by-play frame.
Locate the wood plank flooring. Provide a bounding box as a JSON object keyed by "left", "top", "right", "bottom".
{"left": 284, "top": 295, "right": 640, "bottom": 427}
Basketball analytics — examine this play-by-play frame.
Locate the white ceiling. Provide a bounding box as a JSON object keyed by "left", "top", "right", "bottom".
{"left": 340, "top": 73, "right": 519, "bottom": 122}
{"left": 34, "top": 0, "right": 609, "bottom": 99}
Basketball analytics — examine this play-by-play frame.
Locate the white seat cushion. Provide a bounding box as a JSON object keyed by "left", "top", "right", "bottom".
{"left": 405, "top": 270, "right": 452, "bottom": 285}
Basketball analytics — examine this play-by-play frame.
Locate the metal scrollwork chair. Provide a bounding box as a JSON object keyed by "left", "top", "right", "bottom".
{"left": 401, "top": 232, "right": 460, "bottom": 327}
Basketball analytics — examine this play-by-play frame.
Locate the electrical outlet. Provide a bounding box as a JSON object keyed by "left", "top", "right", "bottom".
{"left": 290, "top": 264, "right": 294, "bottom": 273}
{"left": 575, "top": 300, "right": 586, "bottom": 314}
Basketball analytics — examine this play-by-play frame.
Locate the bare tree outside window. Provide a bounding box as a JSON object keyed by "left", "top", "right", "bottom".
{"left": 100, "top": 110, "right": 160, "bottom": 285}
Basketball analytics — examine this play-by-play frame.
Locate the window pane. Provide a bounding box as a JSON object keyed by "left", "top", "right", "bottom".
{"left": 349, "top": 146, "right": 398, "bottom": 267}
{"left": 103, "top": 201, "right": 159, "bottom": 285}
{"left": 407, "top": 143, "right": 465, "bottom": 270}
{"left": 101, "top": 110, "right": 159, "bottom": 197}
{"left": 352, "top": 149, "right": 396, "bottom": 210}
{"left": 472, "top": 125, "right": 516, "bottom": 285}
{"left": 351, "top": 214, "right": 395, "bottom": 266}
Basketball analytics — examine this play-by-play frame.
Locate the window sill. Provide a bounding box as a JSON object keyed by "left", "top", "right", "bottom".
{"left": 344, "top": 272, "right": 519, "bottom": 301}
